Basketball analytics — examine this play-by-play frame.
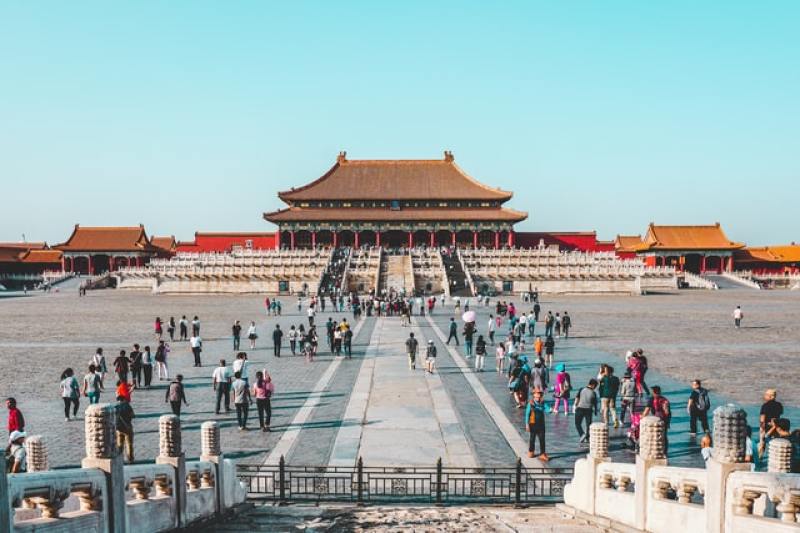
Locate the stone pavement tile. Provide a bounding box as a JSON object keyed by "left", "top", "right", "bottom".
{"left": 287, "top": 317, "right": 377, "bottom": 465}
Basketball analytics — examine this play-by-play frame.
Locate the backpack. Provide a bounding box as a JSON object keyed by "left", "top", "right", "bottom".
{"left": 695, "top": 389, "right": 710, "bottom": 411}
{"left": 559, "top": 373, "right": 571, "bottom": 395}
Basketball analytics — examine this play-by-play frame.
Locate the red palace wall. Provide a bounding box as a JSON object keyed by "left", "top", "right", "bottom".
{"left": 177, "top": 233, "right": 276, "bottom": 253}
{"left": 515, "top": 232, "right": 607, "bottom": 252}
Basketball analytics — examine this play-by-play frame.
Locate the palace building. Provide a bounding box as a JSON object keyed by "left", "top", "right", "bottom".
{"left": 264, "top": 151, "right": 527, "bottom": 249}
{"left": 632, "top": 223, "right": 744, "bottom": 273}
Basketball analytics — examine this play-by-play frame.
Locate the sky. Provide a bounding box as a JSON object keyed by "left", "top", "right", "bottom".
{"left": 1, "top": 1, "right": 798, "bottom": 245}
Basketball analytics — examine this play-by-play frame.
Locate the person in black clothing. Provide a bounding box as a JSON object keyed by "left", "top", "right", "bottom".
{"left": 272, "top": 325, "right": 283, "bottom": 357}
{"left": 165, "top": 375, "right": 188, "bottom": 416}
{"left": 179, "top": 316, "right": 188, "bottom": 341}
{"left": 446, "top": 318, "right": 459, "bottom": 345}
{"left": 113, "top": 350, "right": 130, "bottom": 384}
{"left": 129, "top": 344, "right": 143, "bottom": 387}
{"left": 167, "top": 317, "right": 176, "bottom": 341}
{"left": 232, "top": 321, "right": 242, "bottom": 351}
{"left": 343, "top": 327, "right": 353, "bottom": 358}
{"left": 115, "top": 396, "right": 135, "bottom": 463}
{"left": 687, "top": 380, "right": 711, "bottom": 435}
{"left": 533, "top": 302, "right": 541, "bottom": 322}
{"left": 562, "top": 312, "right": 571, "bottom": 338}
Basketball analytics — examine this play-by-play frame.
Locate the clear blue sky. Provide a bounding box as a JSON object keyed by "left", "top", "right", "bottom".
{"left": 2, "top": 1, "right": 798, "bottom": 245}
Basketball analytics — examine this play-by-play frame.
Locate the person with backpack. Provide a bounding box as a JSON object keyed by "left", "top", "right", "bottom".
{"left": 129, "top": 344, "right": 143, "bottom": 387}
{"left": 91, "top": 348, "right": 107, "bottom": 381}
{"left": 573, "top": 379, "right": 599, "bottom": 444}
{"left": 544, "top": 335, "right": 555, "bottom": 369}
{"left": 552, "top": 364, "right": 571, "bottom": 415}
{"left": 113, "top": 350, "right": 130, "bottom": 384}
{"left": 446, "top": 318, "right": 459, "bottom": 345}
{"left": 643, "top": 385, "right": 671, "bottom": 452}
{"left": 155, "top": 341, "right": 169, "bottom": 381}
{"left": 60, "top": 368, "right": 81, "bottom": 421}
{"left": 82, "top": 364, "right": 104, "bottom": 404}
{"left": 525, "top": 388, "right": 548, "bottom": 461}
{"left": 115, "top": 395, "right": 135, "bottom": 463}
{"left": 599, "top": 365, "right": 621, "bottom": 428}
{"left": 165, "top": 374, "right": 188, "bottom": 417}
{"left": 687, "top": 380, "right": 711, "bottom": 435}
{"left": 530, "top": 358, "right": 549, "bottom": 393}
{"left": 474, "top": 335, "right": 487, "bottom": 371}
{"left": 406, "top": 332, "right": 419, "bottom": 370}
{"left": 425, "top": 340, "right": 437, "bottom": 374}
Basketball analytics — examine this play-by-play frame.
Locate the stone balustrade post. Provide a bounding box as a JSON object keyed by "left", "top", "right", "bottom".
{"left": 767, "top": 438, "right": 792, "bottom": 473}
{"left": 708, "top": 404, "right": 750, "bottom": 533}
{"left": 634, "top": 416, "right": 668, "bottom": 531}
{"left": 589, "top": 422, "right": 609, "bottom": 460}
{"left": 155, "top": 414, "right": 186, "bottom": 528}
{"left": 0, "top": 454, "right": 11, "bottom": 533}
{"left": 81, "top": 403, "right": 126, "bottom": 533}
{"left": 200, "top": 421, "right": 224, "bottom": 514}
{"left": 25, "top": 435, "right": 49, "bottom": 472}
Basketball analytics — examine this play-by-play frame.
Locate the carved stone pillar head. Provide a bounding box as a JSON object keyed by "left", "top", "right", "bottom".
{"left": 639, "top": 416, "right": 666, "bottom": 460}
{"left": 24, "top": 435, "right": 49, "bottom": 472}
{"left": 84, "top": 404, "right": 117, "bottom": 459}
{"left": 159, "top": 415, "right": 182, "bottom": 458}
{"left": 712, "top": 404, "right": 748, "bottom": 463}
{"left": 589, "top": 422, "right": 609, "bottom": 459}
{"left": 768, "top": 438, "right": 793, "bottom": 473}
{"left": 201, "top": 421, "right": 221, "bottom": 457}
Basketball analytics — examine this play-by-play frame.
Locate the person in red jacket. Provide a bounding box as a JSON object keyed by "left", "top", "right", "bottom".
{"left": 6, "top": 398, "right": 25, "bottom": 434}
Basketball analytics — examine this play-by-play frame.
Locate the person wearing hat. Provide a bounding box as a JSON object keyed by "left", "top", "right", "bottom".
{"left": 525, "top": 388, "right": 548, "bottom": 461}
{"left": 619, "top": 370, "right": 635, "bottom": 426}
{"left": 425, "top": 340, "right": 437, "bottom": 374}
{"left": 7, "top": 430, "right": 26, "bottom": 473}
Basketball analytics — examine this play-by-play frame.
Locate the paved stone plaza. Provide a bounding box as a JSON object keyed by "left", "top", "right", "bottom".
{"left": 0, "top": 286, "right": 797, "bottom": 470}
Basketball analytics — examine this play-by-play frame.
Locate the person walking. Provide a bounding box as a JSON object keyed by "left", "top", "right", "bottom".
{"left": 533, "top": 302, "right": 541, "bottom": 322}
{"left": 91, "top": 348, "right": 108, "bottom": 381}
{"left": 464, "top": 323, "right": 474, "bottom": 357}
{"left": 60, "top": 368, "right": 81, "bottom": 421}
{"left": 525, "top": 388, "right": 548, "bottom": 461}
{"left": 475, "top": 335, "right": 487, "bottom": 371}
{"left": 554, "top": 313, "right": 562, "bottom": 338}
{"left": 733, "top": 305, "right": 743, "bottom": 328}
{"left": 191, "top": 316, "right": 201, "bottom": 337}
{"left": 619, "top": 370, "right": 635, "bottom": 425}
{"left": 232, "top": 321, "right": 242, "bottom": 351}
{"left": 232, "top": 371, "right": 251, "bottom": 430}
{"left": 343, "top": 326, "right": 353, "bottom": 358}
{"left": 155, "top": 341, "right": 169, "bottom": 380}
{"left": 272, "top": 324, "right": 282, "bottom": 356}
{"left": 552, "top": 364, "right": 572, "bottom": 415}
{"left": 307, "top": 305, "right": 316, "bottom": 327}
{"left": 643, "top": 385, "right": 671, "bottom": 452}
{"left": 233, "top": 352, "right": 250, "bottom": 385}
{"left": 487, "top": 314, "right": 496, "bottom": 345}
{"left": 530, "top": 358, "right": 548, "bottom": 393}
{"left": 252, "top": 371, "right": 275, "bottom": 432}
{"left": 599, "top": 365, "right": 620, "bottom": 428}
{"left": 8, "top": 430, "right": 27, "bottom": 472}
{"left": 154, "top": 316, "right": 163, "bottom": 342}
{"left": 425, "top": 340, "right": 437, "bottom": 374}
{"left": 446, "top": 318, "right": 459, "bottom": 345}
{"left": 247, "top": 321, "right": 258, "bottom": 350}
{"left": 212, "top": 360, "right": 232, "bottom": 414}
{"left": 6, "top": 397, "right": 24, "bottom": 435}
{"left": 190, "top": 333, "right": 203, "bottom": 367}
{"left": 495, "top": 342, "right": 506, "bottom": 373}
{"left": 113, "top": 350, "right": 129, "bottom": 385}
{"left": 562, "top": 312, "right": 571, "bottom": 338}
{"left": 573, "top": 379, "right": 599, "bottom": 444}
{"left": 544, "top": 335, "right": 555, "bottom": 368}
{"left": 288, "top": 325, "right": 298, "bottom": 355}
{"left": 406, "top": 332, "right": 419, "bottom": 370}
{"left": 115, "top": 395, "right": 135, "bottom": 463}
{"left": 141, "top": 345, "right": 154, "bottom": 388}
{"left": 129, "top": 344, "right": 143, "bottom": 388}
{"left": 167, "top": 317, "right": 176, "bottom": 341}
{"left": 179, "top": 316, "right": 188, "bottom": 341}
{"left": 687, "top": 380, "right": 711, "bottom": 435}
{"left": 82, "top": 365, "right": 104, "bottom": 404}
{"left": 165, "top": 375, "right": 188, "bottom": 417}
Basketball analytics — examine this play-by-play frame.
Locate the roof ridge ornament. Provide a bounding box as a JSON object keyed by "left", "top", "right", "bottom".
{"left": 443, "top": 150, "right": 454, "bottom": 162}
{"left": 337, "top": 151, "right": 347, "bottom": 164}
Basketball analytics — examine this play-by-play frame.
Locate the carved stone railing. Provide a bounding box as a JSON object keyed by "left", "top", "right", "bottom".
{"left": 562, "top": 406, "right": 800, "bottom": 533}
{"left": 3, "top": 407, "right": 246, "bottom": 532}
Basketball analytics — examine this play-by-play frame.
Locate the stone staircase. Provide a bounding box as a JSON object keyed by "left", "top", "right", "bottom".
{"left": 440, "top": 248, "right": 473, "bottom": 296}
{"left": 379, "top": 253, "right": 414, "bottom": 296}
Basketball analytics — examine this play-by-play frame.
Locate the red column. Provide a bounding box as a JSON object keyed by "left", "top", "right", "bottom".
{"left": 408, "top": 232, "right": 413, "bottom": 248}
{"left": 494, "top": 231, "right": 500, "bottom": 249}
{"left": 311, "top": 231, "right": 317, "bottom": 248}
{"left": 451, "top": 232, "right": 456, "bottom": 246}
{"left": 61, "top": 255, "right": 66, "bottom": 273}
{"left": 109, "top": 257, "right": 115, "bottom": 272}
{"left": 376, "top": 232, "right": 381, "bottom": 247}
{"left": 290, "top": 231, "right": 295, "bottom": 250}
{"left": 726, "top": 256, "right": 733, "bottom": 272}
{"left": 507, "top": 231, "right": 515, "bottom": 247}
{"left": 333, "top": 232, "right": 338, "bottom": 247}
{"left": 355, "top": 232, "right": 360, "bottom": 248}
{"left": 88, "top": 255, "right": 95, "bottom": 276}
{"left": 275, "top": 230, "right": 281, "bottom": 250}
{"left": 429, "top": 232, "right": 435, "bottom": 247}
{"left": 473, "top": 231, "right": 478, "bottom": 248}
{"left": 701, "top": 255, "right": 707, "bottom": 273}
